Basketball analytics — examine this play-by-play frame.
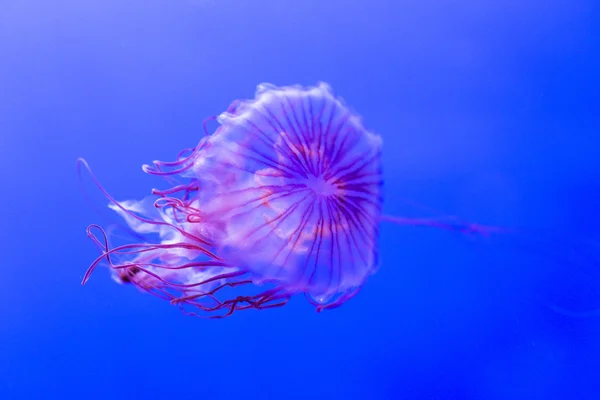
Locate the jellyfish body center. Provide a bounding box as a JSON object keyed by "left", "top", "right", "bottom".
{"left": 305, "top": 174, "right": 338, "bottom": 197}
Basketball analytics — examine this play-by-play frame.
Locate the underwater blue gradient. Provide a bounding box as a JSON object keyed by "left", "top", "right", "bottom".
{"left": 1, "top": 0, "right": 599, "bottom": 399}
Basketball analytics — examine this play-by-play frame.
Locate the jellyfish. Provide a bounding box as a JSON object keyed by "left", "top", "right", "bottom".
{"left": 80, "top": 82, "right": 502, "bottom": 317}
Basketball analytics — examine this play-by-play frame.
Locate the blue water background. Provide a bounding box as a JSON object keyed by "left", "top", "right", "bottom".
{"left": 1, "top": 1, "right": 599, "bottom": 399}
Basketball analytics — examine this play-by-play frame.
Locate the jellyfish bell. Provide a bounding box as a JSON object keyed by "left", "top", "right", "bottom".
{"left": 142, "top": 82, "right": 384, "bottom": 309}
